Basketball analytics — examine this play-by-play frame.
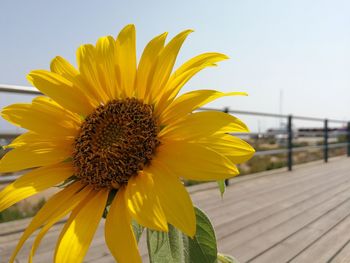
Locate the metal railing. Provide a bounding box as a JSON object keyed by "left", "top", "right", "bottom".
{"left": 1, "top": 84, "right": 350, "bottom": 177}
{"left": 0, "top": 84, "right": 41, "bottom": 95}
{"left": 201, "top": 106, "right": 350, "bottom": 171}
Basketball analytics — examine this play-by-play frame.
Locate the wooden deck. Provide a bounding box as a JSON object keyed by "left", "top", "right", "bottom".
{"left": 1, "top": 157, "right": 350, "bottom": 263}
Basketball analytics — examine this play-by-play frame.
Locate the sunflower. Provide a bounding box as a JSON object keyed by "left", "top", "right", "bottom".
{"left": 0, "top": 24, "right": 254, "bottom": 263}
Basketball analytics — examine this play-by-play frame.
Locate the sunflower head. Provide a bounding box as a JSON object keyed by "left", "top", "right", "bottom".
{"left": 0, "top": 24, "right": 254, "bottom": 263}
{"left": 73, "top": 98, "right": 160, "bottom": 189}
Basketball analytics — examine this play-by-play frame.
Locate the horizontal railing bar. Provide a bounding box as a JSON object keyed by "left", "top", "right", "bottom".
{"left": 254, "top": 149, "right": 288, "bottom": 156}
{"left": 0, "top": 175, "right": 20, "bottom": 183}
{"left": 295, "top": 116, "right": 347, "bottom": 124}
{"left": 292, "top": 143, "right": 347, "bottom": 152}
{"left": 328, "top": 142, "right": 349, "bottom": 149}
{"left": 199, "top": 107, "right": 348, "bottom": 124}
{"left": 254, "top": 142, "right": 348, "bottom": 157}
{"left": 296, "top": 131, "right": 347, "bottom": 137}
{"left": 232, "top": 131, "right": 345, "bottom": 137}
{"left": 0, "top": 85, "right": 41, "bottom": 95}
{"left": 199, "top": 107, "right": 288, "bottom": 118}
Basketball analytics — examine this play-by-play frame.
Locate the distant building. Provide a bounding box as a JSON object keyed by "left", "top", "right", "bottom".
{"left": 298, "top": 127, "right": 346, "bottom": 137}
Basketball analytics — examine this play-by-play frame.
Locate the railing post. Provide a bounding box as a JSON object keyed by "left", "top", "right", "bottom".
{"left": 224, "top": 107, "right": 230, "bottom": 186}
{"left": 324, "top": 119, "right": 328, "bottom": 163}
{"left": 347, "top": 122, "right": 350, "bottom": 157}
{"left": 287, "top": 115, "right": 293, "bottom": 171}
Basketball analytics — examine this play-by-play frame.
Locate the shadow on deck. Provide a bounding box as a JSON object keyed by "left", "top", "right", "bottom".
{"left": 1, "top": 156, "right": 350, "bottom": 263}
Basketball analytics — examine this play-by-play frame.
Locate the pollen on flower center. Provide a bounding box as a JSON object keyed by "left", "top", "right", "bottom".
{"left": 72, "top": 98, "right": 160, "bottom": 189}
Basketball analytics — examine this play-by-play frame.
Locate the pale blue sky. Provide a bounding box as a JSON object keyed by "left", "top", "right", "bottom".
{"left": 1, "top": 0, "right": 350, "bottom": 132}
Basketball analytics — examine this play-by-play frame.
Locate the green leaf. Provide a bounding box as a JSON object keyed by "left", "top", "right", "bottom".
{"left": 102, "top": 189, "right": 117, "bottom": 219}
{"left": 147, "top": 207, "right": 218, "bottom": 263}
{"left": 188, "top": 207, "right": 218, "bottom": 263}
{"left": 217, "top": 180, "right": 226, "bottom": 196}
{"left": 147, "top": 224, "right": 185, "bottom": 263}
{"left": 217, "top": 253, "right": 240, "bottom": 263}
{"left": 56, "top": 176, "right": 78, "bottom": 189}
{"left": 132, "top": 219, "right": 144, "bottom": 242}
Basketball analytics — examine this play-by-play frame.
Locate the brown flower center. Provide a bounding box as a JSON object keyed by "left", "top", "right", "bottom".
{"left": 72, "top": 98, "right": 160, "bottom": 189}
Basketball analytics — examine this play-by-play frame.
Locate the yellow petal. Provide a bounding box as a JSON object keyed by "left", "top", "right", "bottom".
{"left": 0, "top": 141, "right": 72, "bottom": 173}
{"left": 31, "top": 96, "right": 82, "bottom": 124}
{"left": 27, "top": 70, "right": 94, "bottom": 116}
{"left": 1, "top": 100, "right": 80, "bottom": 138}
{"left": 5, "top": 131, "right": 73, "bottom": 149}
{"left": 105, "top": 187, "right": 141, "bottom": 263}
{"left": 8, "top": 182, "right": 85, "bottom": 263}
{"left": 125, "top": 171, "right": 168, "bottom": 232}
{"left": 146, "top": 161, "right": 196, "bottom": 237}
{"left": 155, "top": 65, "right": 212, "bottom": 114}
{"left": 147, "top": 29, "right": 193, "bottom": 104}
{"left": 156, "top": 139, "right": 239, "bottom": 181}
{"left": 0, "top": 163, "right": 74, "bottom": 212}
{"left": 156, "top": 53, "right": 228, "bottom": 112}
{"left": 5, "top": 132, "right": 45, "bottom": 148}
{"left": 54, "top": 189, "right": 108, "bottom": 263}
{"left": 171, "top": 52, "right": 228, "bottom": 77}
{"left": 4, "top": 132, "right": 39, "bottom": 148}
{"left": 198, "top": 134, "right": 255, "bottom": 164}
{"left": 135, "top": 32, "right": 167, "bottom": 100}
{"left": 50, "top": 56, "right": 79, "bottom": 80}
{"left": 160, "top": 89, "right": 247, "bottom": 125}
{"left": 96, "top": 36, "right": 119, "bottom": 99}
{"left": 50, "top": 56, "right": 100, "bottom": 107}
{"left": 115, "top": 24, "right": 137, "bottom": 98}
{"left": 29, "top": 185, "right": 93, "bottom": 263}
{"left": 76, "top": 44, "right": 109, "bottom": 103}
{"left": 160, "top": 111, "right": 249, "bottom": 140}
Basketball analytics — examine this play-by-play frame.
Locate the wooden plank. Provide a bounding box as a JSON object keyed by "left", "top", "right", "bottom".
{"left": 193, "top": 159, "right": 345, "bottom": 210}
{"left": 217, "top": 171, "right": 350, "bottom": 261}
{"left": 219, "top": 187, "right": 350, "bottom": 261}
{"left": 194, "top": 160, "right": 350, "bottom": 221}
{"left": 2, "top": 223, "right": 63, "bottom": 262}
{"left": 249, "top": 193, "right": 350, "bottom": 262}
{"left": 191, "top": 158, "right": 339, "bottom": 207}
{"left": 210, "top": 160, "right": 350, "bottom": 242}
{"left": 289, "top": 213, "right": 350, "bottom": 262}
{"left": 213, "top": 169, "right": 350, "bottom": 239}
{"left": 215, "top": 174, "right": 350, "bottom": 246}
{"left": 328, "top": 239, "right": 350, "bottom": 263}
{"left": 193, "top": 170, "right": 348, "bottom": 244}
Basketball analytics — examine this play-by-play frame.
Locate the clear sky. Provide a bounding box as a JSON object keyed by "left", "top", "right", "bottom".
{"left": 1, "top": 0, "right": 350, "bottom": 133}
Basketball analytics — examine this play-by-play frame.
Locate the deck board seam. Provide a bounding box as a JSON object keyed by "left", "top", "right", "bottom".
{"left": 286, "top": 210, "right": 350, "bottom": 262}
{"left": 217, "top": 177, "right": 350, "bottom": 241}
{"left": 201, "top": 166, "right": 349, "bottom": 213}
{"left": 327, "top": 237, "right": 350, "bottom": 263}
{"left": 244, "top": 191, "right": 350, "bottom": 262}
